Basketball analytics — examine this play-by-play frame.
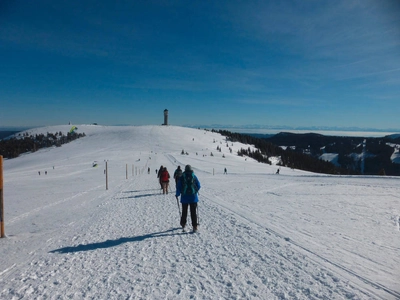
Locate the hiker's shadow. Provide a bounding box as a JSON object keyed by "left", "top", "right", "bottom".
{"left": 49, "top": 228, "right": 181, "bottom": 254}
{"left": 122, "top": 189, "right": 156, "bottom": 193}
{"left": 119, "top": 193, "right": 155, "bottom": 199}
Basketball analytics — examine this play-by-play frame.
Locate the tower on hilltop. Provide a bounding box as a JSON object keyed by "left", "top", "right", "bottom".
{"left": 163, "top": 109, "right": 168, "bottom": 126}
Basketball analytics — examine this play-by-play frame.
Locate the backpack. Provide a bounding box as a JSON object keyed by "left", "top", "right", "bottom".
{"left": 181, "top": 172, "right": 197, "bottom": 196}
{"left": 161, "top": 170, "right": 169, "bottom": 182}
{"left": 175, "top": 168, "right": 182, "bottom": 180}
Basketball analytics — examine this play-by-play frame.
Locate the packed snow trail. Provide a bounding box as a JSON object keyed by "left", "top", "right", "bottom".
{"left": 1, "top": 171, "right": 377, "bottom": 299}
{"left": 1, "top": 125, "right": 399, "bottom": 299}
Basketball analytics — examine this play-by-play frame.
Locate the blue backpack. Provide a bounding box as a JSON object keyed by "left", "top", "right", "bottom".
{"left": 182, "top": 172, "right": 197, "bottom": 196}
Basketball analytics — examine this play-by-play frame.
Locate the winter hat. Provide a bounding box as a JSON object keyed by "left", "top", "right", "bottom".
{"left": 185, "top": 165, "right": 192, "bottom": 172}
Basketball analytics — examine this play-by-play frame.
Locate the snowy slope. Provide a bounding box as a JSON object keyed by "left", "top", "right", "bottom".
{"left": 387, "top": 143, "right": 400, "bottom": 164}
{"left": 392, "top": 148, "right": 400, "bottom": 164}
{"left": 319, "top": 153, "right": 339, "bottom": 166}
{"left": 1, "top": 125, "right": 399, "bottom": 299}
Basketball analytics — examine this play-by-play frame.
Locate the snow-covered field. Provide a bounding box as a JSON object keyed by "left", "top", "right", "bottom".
{"left": 1, "top": 125, "right": 399, "bottom": 299}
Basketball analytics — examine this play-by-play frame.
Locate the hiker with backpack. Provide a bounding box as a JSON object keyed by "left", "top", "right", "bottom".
{"left": 175, "top": 165, "right": 201, "bottom": 232}
{"left": 173, "top": 166, "right": 182, "bottom": 187}
{"left": 160, "top": 167, "right": 170, "bottom": 194}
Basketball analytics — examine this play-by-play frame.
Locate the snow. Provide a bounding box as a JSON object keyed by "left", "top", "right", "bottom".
{"left": 1, "top": 125, "right": 399, "bottom": 299}
{"left": 391, "top": 148, "right": 400, "bottom": 164}
{"left": 279, "top": 146, "right": 296, "bottom": 151}
{"left": 268, "top": 156, "right": 281, "bottom": 166}
{"left": 319, "top": 153, "right": 339, "bottom": 166}
{"left": 387, "top": 143, "right": 400, "bottom": 164}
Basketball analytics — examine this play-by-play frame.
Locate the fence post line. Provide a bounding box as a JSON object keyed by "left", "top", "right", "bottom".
{"left": 106, "top": 161, "right": 108, "bottom": 190}
{"left": 0, "top": 155, "right": 5, "bottom": 238}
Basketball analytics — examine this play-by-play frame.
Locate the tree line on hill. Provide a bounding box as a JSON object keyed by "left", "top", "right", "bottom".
{"left": 267, "top": 133, "right": 400, "bottom": 176}
{"left": 0, "top": 131, "right": 86, "bottom": 159}
{"left": 359, "top": 138, "right": 400, "bottom": 176}
{"left": 214, "top": 129, "right": 361, "bottom": 175}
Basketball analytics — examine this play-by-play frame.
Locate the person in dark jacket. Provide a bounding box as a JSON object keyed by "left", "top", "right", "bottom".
{"left": 173, "top": 166, "right": 182, "bottom": 187}
{"left": 157, "top": 165, "right": 163, "bottom": 189}
{"left": 175, "top": 165, "right": 201, "bottom": 232}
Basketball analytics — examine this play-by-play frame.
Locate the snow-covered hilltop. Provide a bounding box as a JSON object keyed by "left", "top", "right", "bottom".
{"left": 1, "top": 125, "right": 399, "bottom": 299}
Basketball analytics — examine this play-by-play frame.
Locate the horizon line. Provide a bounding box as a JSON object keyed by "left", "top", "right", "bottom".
{"left": 1, "top": 124, "right": 400, "bottom": 133}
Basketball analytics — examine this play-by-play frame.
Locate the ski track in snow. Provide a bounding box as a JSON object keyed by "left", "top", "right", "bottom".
{"left": 7, "top": 185, "right": 105, "bottom": 225}
{"left": 199, "top": 190, "right": 400, "bottom": 300}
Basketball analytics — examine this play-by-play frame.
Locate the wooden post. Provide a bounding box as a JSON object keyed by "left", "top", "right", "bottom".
{"left": 0, "top": 155, "right": 4, "bottom": 238}
{"left": 106, "top": 161, "right": 108, "bottom": 190}
{"left": 126, "top": 164, "right": 128, "bottom": 179}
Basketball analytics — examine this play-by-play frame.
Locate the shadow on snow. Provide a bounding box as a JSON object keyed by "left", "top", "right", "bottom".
{"left": 49, "top": 228, "right": 181, "bottom": 254}
{"left": 121, "top": 189, "right": 157, "bottom": 193}
{"left": 118, "top": 193, "right": 158, "bottom": 199}
{"left": 119, "top": 189, "right": 168, "bottom": 199}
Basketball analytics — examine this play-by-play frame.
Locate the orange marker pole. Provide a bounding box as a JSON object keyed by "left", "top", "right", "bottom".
{"left": 0, "top": 155, "right": 5, "bottom": 238}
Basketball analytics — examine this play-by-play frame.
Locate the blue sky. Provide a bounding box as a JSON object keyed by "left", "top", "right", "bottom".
{"left": 1, "top": 0, "right": 399, "bottom": 131}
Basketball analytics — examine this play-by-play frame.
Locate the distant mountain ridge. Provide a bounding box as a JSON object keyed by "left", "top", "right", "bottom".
{"left": 386, "top": 133, "right": 400, "bottom": 139}
{"left": 260, "top": 132, "right": 400, "bottom": 176}
{"left": 0, "top": 131, "right": 21, "bottom": 140}
{"left": 187, "top": 124, "right": 400, "bottom": 133}
{"left": 218, "top": 130, "right": 400, "bottom": 176}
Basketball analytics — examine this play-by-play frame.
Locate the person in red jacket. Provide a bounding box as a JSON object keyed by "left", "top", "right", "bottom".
{"left": 160, "top": 167, "right": 170, "bottom": 194}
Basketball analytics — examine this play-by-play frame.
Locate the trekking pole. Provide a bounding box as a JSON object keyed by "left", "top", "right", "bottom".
{"left": 175, "top": 196, "right": 181, "bottom": 216}
{"left": 197, "top": 204, "right": 200, "bottom": 226}
{"left": 196, "top": 188, "right": 200, "bottom": 225}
